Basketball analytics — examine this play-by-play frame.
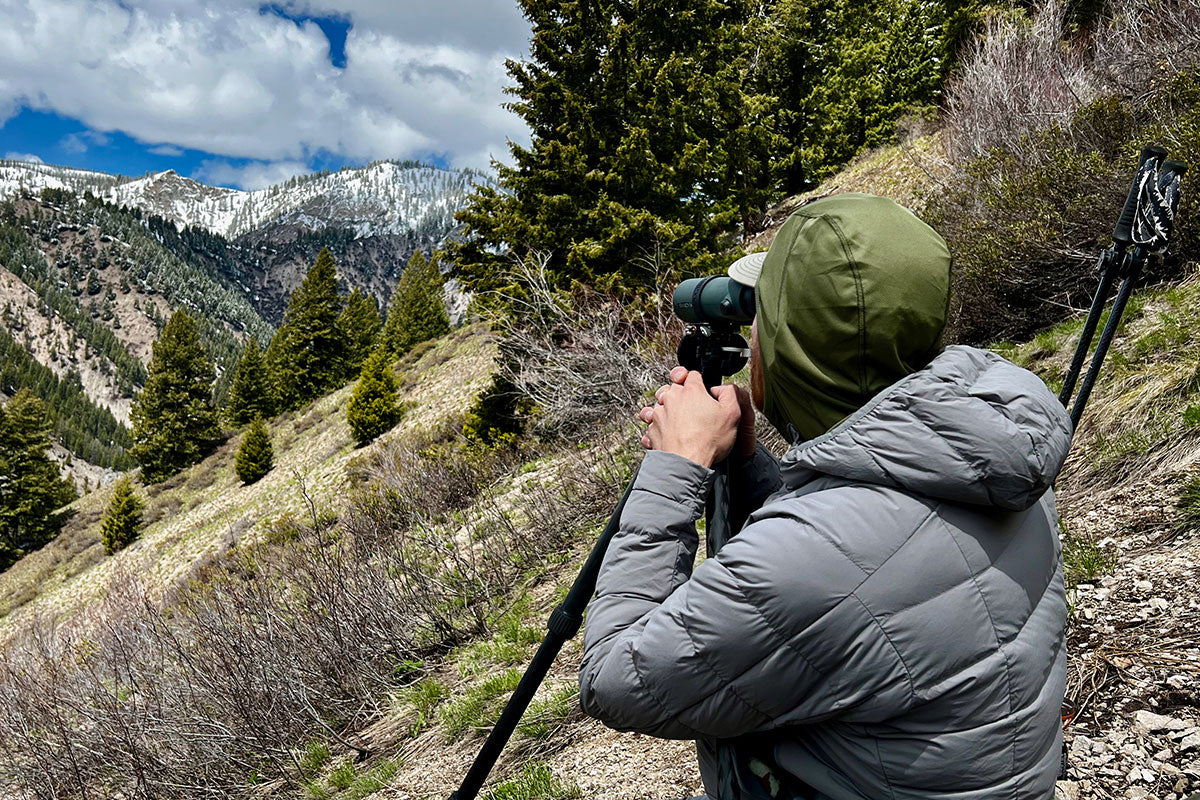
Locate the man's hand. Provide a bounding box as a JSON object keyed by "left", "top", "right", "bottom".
{"left": 638, "top": 367, "right": 752, "bottom": 468}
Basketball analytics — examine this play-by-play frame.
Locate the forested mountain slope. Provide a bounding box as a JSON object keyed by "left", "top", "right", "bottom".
{"left": 0, "top": 160, "right": 488, "bottom": 475}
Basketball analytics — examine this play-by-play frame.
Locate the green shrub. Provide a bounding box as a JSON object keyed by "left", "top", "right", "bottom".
{"left": 517, "top": 685, "right": 579, "bottom": 741}
{"left": 234, "top": 417, "right": 273, "bottom": 485}
{"left": 298, "top": 740, "right": 331, "bottom": 778}
{"left": 1060, "top": 520, "right": 1116, "bottom": 588}
{"left": 933, "top": 84, "right": 1197, "bottom": 345}
{"left": 328, "top": 760, "right": 357, "bottom": 790}
{"left": 1182, "top": 405, "right": 1200, "bottom": 428}
{"left": 101, "top": 477, "right": 144, "bottom": 555}
{"left": 463, "top": 375, "right": 531, "bottom": 447}
{"left": 398, "top": 677, "right": 450, "bottom": 737}
{"left": 346, "top": 759, "right": 400, "bottom": 799}
{"left": 1178, "top": 473, "right": 1200, "bottom": 530}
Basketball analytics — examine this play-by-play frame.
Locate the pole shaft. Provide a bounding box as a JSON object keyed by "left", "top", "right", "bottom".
{"left": 1069, "top": 256, "right": 1144, "bottom": 429}
{"left": 1059, "top": 252, "right": 1118, "bottom": 409}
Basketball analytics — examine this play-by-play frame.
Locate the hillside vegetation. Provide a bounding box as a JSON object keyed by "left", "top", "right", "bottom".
{"left": 8, "top": 1, "right": 1200, "bottom": 799}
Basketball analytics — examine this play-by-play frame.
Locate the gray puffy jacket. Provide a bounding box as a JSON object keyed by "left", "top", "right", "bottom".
{"left": 579, "top": 346, "right": 1072, "bottom": 800}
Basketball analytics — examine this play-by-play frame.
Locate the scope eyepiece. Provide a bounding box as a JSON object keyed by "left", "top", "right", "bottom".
{"left": 673, "top": 276, "right": 756, "bottom": 326}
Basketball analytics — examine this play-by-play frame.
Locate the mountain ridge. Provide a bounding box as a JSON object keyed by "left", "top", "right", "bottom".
{"left": 0, "top": 158, "right": 494, "bottom": 241}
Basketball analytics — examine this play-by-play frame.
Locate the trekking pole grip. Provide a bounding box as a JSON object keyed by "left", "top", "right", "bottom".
{"left": 1113, "top": 146, "right": 1167, "bottom": 247}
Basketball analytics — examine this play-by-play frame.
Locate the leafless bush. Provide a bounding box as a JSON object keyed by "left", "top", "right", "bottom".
{"left": 946, "top": 1, "right": 1098, "bottom": 160}
{"left": 0, "top": 421, "right": 631, "bottom": 799}
{"left": 488, "top": 252, "right": 677, "bottom": 439}
{"left": 1096, "top": 0, "right": 1200, "bottom": 103}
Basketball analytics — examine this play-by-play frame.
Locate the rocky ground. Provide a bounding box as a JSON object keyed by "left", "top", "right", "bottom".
{"left": 1056, "top": 476, "right": 1200, "bottom": 800}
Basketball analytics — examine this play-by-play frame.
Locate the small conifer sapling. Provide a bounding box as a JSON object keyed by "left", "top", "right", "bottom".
{"left": 235, "top": 417, "right": 274, "bottom": 485}
{"left": 347, "top": 347, "right": 401, "bottom": 445}
{"left": 101, "top": 477, "right": 144, "bottom": 555}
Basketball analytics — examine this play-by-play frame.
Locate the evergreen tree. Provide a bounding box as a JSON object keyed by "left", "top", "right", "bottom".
{"left": 760, "top": 0, "right": 981, "bottom": 188}
{"left": 381, "top": 252, "right": 449, "bottom": 357}
{"left": 271, "top": 248, "right": 346, "bottom": 410}
{"left": 129, "top": 311, "right": 222, "bottom": 484}
{"left": 225, "top": 338, "right": 275, "bottom": 427}
{"left": 101, "top": 476, "right": 143, "bottom": 555}
{"left": 447, "top": 0, "right": 782, "bottom": 292}
{"left": 346, "top": 347, "right": 401, "bottom": 446}
{"left": 0, "top": 390, "right": 76, "bottom": 570}
{"left": 337, "top": 288, "right": 382, "bottom": 378}
{"left": 235, "top": 417, "right": 273, "bottom": 485}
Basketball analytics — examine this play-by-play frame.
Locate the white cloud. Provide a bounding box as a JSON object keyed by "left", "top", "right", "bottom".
{"left": 0, "top": 1, "right": 529, "bottom": 170}
{"left": 60, "top": 130, "right": 110, "bottom": 153}
{"left": 283, "top": 0, "right": 531, "bottom": 54}
{"left": 148, "top": 144, "right": 184, "bottom": 156}
{"left": 3, "top": 151, "right": 41, "bottom": 163}
{"left": 194, "top": 159, "right": 311, "bottom": 190}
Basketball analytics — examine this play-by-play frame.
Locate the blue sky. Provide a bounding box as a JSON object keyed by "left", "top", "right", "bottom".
{"left": 0, "top": 2, "right": 529, "bottom": 189}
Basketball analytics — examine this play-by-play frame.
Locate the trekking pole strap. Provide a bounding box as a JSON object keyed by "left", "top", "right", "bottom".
{"left": 1114, "top": 147, "right": 1167, "bottom": 247}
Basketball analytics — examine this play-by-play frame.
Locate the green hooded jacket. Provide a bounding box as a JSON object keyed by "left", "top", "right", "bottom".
{"left": 755, "top": 193, "right": 951, "bottom": 441}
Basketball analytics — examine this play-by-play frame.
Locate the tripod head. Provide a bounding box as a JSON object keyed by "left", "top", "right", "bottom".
{"left": 672, "top": 275, "right": 754, "bottom": 386}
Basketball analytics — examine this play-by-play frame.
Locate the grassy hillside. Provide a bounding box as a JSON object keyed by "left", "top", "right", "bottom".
{"left": 0, "top": 323, "right": 496, "bottom": 631}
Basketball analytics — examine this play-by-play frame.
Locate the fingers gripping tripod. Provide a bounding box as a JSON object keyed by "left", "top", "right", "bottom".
{"left": 448, "top": 319, "right": 750, "bottom": 800}
{"left": 1059, "top": 146, "right": 1187, "bottom": 427}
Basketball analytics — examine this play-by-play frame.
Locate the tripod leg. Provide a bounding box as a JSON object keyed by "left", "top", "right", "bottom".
{"left": 448, "top": 474, "right": 638, "bottom": 800}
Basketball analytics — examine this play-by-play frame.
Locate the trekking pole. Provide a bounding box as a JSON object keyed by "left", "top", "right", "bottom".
{"left": 448, "top": 305, "right": 749, "bottom": 800}
{"left": 1059, "top": 147, "right": 1186, "bottom": 428}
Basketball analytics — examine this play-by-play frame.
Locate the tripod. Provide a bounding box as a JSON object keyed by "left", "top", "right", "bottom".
{"left": 448, "top": 322, "right": 749, "bottom": 800}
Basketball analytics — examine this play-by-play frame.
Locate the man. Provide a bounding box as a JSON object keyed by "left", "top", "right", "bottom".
{"left": 578, "top": 193, "right": 1071, "bottom": 799}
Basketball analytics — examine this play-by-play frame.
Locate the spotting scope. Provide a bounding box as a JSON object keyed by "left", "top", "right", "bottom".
{"left": 672, "top": 275, "right": 756, "bottom": 326}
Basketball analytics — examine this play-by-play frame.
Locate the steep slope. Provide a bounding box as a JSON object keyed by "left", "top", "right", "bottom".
{"left": 0, "top": 158, "right": 492, "bottom": 471}
{"left": 0, "top": 191, "right": 273, "bottom": 478}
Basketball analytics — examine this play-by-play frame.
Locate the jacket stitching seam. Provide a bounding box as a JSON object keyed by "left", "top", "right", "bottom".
{"left": 675, "top": 599, "right": 777, "bottom": 725}
{"left": 626, "top": 641, "right": 707, "bottom": 739}
{"left": 940, "top": 514, "right": 1020, "bottom": 799}
{"left": 822, "top": 214, "right": 869, "bottom": 394}
{"left": 846, "top": 590, "right": 917, "bottom": 704}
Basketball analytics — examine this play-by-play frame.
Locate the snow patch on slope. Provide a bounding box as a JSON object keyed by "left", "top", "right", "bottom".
{"left": 0, "top": 159, "right": 494, "bottom": 241}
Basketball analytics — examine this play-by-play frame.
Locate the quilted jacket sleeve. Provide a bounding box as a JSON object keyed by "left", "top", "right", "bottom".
{"left": 579, "top": 451, "right": 914, "bottom": 740}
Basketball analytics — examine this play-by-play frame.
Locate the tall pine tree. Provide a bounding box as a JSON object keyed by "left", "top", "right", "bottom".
{"left": 0, "top": 390, "right": 76, "bottom": 570}
{"left": 130, "top": 311, "right": 222, "bottom": 484}
{"left": 337, "top": 288, "right": 382, "bottom": 378}
{"left": 225, "top": 338, "right": 275, "bottom": 427}
{"left": 447, "top": 0, "right": 783, "bottom": 292}
{"left": 270, "top": 248, "right": 346, "bottom": 410}
{"left": 381, "top": 251, "right": 449, "bottom": 358}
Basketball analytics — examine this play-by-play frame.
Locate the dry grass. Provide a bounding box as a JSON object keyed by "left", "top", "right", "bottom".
{"left": 0, "top": 324, "right": 498, "bottom": 638}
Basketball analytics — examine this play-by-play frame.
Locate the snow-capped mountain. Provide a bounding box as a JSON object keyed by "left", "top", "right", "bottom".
{"left": 0, "top": 159, "right": 126, "bottom": 197}
{"left": 0, "top": 158, "right": 493, "bottom": 241}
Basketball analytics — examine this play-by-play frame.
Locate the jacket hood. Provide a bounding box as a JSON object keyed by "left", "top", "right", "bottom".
{"left": 756, "top": 193, "right": 951, "bottom": 442}
{"left": 780, "top": 346, "right": 1073, "bottom": 511}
